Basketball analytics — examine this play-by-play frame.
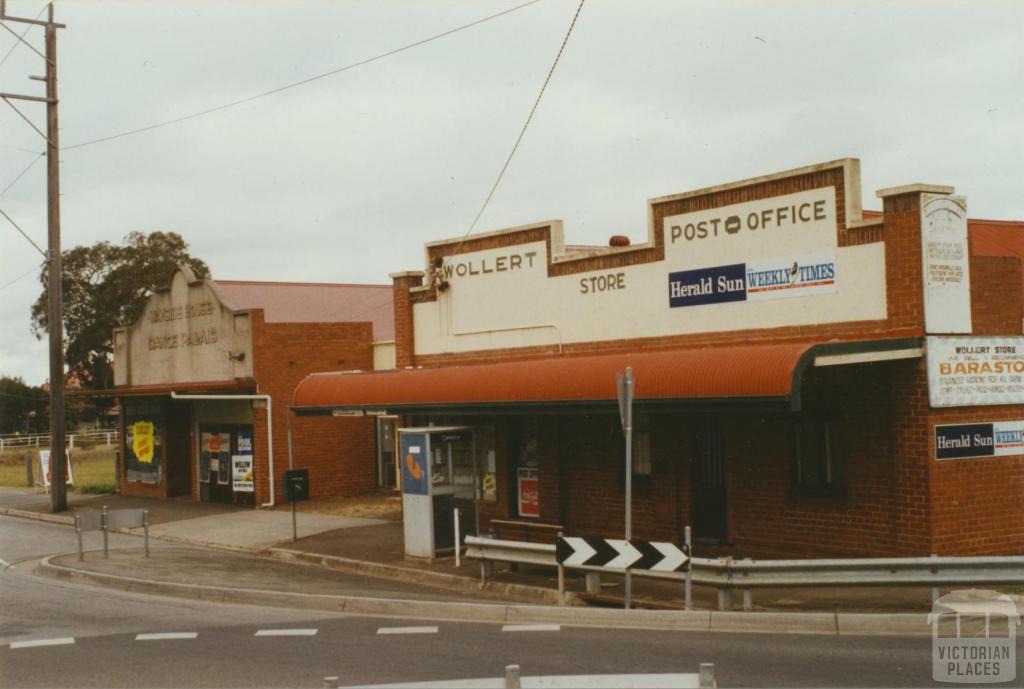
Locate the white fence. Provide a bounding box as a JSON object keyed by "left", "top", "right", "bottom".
{"left": 0, "top": 429, "right": 120, "bottom": 452}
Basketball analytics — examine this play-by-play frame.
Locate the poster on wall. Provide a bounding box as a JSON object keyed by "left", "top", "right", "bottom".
{"left": 920, "top": 194, "right": 972, "bottom": 334}
{"left": 215, "top": 433, "right": 231, "bottom": 485}
{"left": 517, "top": 467, "right": 540, "bottom": 518}
{"left": 232, "top": 428, "right": 254, "bottom": 492}
{"left": 927, "top": 337, "right": 1024, "bottom": 407}
{"left": 39, "top": 449, "right": 73, "bottom": 488}
{"left": 231, "top": 455, "right": 254, "bottom": 492}
{"left": 125, "top": 415, "right": 161, "bottom": 484}
{"left": 935, "top": 421, "right": 1024, "bottom": 460}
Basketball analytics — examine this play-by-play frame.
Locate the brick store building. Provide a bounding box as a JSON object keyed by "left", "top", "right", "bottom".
{"left": 293, "top": 158, "right": 1024, "bottom": 557}
{"left": 111, "top": 266, "right": 395, "bottom": 506}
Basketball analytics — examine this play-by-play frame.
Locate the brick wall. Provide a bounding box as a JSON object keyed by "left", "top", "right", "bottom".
{"left": 250, "top": 310, "right": 378, "bottom": 503}
{"left": 928, "top": 403, "right": 1024, "bottom": 555}
{"left": 384, "top": 169, "right": 1024, "bottom": 557}
{"left": 970, "top": 255, "right": 1023, "bottom": 336}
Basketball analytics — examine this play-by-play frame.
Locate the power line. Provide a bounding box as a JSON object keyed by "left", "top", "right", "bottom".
{"left": 0, "top": 2, "right": 47, "bottom": 71}
{"left": 0, "top": 205, "right": 45, "bottom": 256}
{"left": 457, "top": 0, "right": 585, "bottom": 250}
{"left": 0, "top": 258, "right": 44, "bottom": 292}
{"left": 63, "top": 0, "right": 543, "bottom": 152}
{"left": 0, "top": 152, "right": 43, "bottom": 199}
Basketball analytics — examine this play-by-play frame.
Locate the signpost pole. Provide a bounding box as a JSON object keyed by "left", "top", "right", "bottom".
{"left": 684, "top": 525, "right": 692, "bottom": 610}
{"left": 292, "top": 498, "right": 297, "bottom": 542}
{"left": 618, "top": 367, "right": 635, "bottom": 610}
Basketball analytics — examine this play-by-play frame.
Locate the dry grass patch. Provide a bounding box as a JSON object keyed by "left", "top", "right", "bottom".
{"left": 0, "top": 445, "right": 116, "bottom": 493}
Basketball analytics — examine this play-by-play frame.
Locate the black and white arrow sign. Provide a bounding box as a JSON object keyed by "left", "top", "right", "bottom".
{"left": 556, "top": 537, "right": 690, "bottom": 572}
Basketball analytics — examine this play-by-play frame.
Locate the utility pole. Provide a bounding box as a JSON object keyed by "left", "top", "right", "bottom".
{"left": 0, "top": 1, "right": 67, "bottom": 512}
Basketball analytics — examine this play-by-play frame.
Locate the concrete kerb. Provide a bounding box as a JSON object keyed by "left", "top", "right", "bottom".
{"left": 268, "top": 547, "right": 569, "bottom": 607}
{"left": 0, "top": 506, "right": 74, "bottom": 526}
{"left": 34, "top": 553, "right": 937, "bottom": 636}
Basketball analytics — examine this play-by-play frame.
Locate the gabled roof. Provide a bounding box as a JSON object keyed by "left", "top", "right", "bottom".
{"left": 214, "top": 280, "right": 394, "bottom": 341}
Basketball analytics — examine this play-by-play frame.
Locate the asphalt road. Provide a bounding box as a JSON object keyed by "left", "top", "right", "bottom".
{"left": 2, "top": 516, "right": 1021, "bottom": 688}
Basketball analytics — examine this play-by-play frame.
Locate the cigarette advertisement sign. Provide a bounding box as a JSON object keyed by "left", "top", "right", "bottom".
{"left": 668, "top": 251, "right": 836, "bottom": 308}
{"left": 39, "top": 449, "right": 73, "bottom": 487}
{"left": 935, "top": 421, "right": 1024, "bottom": 460}
{"left": 920, "top": 194, "right": 972, "bottom": 334}
{"left": 927, "top": 337, "right": 1024, "bottom": 406}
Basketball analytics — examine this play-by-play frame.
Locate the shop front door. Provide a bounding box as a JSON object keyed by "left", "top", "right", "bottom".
{"left": 692, "top": 419, "right": 727, "bottom": 541}
{"left": 377, "top": 417, "right": 397, "bottom": 489}
{"left": 199, "top": 427, "right": 232, "bottom": 503}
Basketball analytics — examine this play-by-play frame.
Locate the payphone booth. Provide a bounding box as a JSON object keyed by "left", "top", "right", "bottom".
{"left": 399, "top": 426, "right": 476, "bottom": 559}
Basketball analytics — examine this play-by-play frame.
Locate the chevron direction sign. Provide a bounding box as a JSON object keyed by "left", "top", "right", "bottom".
{"left": 555, "top": 537, "right": 690, "bottom": 572}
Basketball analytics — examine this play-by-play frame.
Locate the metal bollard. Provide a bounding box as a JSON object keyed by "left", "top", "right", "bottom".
{"left": 585, "top": 572, "right": 601, "bottom": 594}
{"left": 743, "top": 588, "right": 752, "bottom": 612}
{"left": 143, "top": 509, "right": 150, "bottom": 558}
{"left": 699, "top": 662, "right": 717, "bottom": 688}
{"left": 101, "top": 505, "right": 109, "bottom": 559}
{"left": 75, "top": 514, "right": 84, "bottom": 561}
{"left": 718, "top": 588, "right": 733, "bottom": 611}
{"left": 454, "top": 508, "right": 461, "bottom": 568}
{"left": 930, "top": 554, "right": 939, "bottom": 603}
{"left": 684, "top": 526, "right": 693, "bottom": 610}
{"left": 504, "top": 664, "right": 521, "bottom": 689}
{"left": 25, "top": 450, "right": 33, "bottom": 487}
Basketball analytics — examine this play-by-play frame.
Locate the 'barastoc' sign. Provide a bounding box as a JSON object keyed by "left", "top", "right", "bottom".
{"left": 668, "top": 251, "right": 836, "bottom": 308}
{"left": 935, "top": 421, "right": 1024, "bottom": 460}
{"left": 927, "top": 336, "right": 1024, "bottom": 407}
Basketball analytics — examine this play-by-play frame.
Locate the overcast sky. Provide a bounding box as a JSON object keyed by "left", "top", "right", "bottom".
{"left": 1, "top": 0, "right": 1022, "bottom": 386}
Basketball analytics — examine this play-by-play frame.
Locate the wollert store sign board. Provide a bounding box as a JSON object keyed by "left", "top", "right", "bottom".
{"left": 927, "top": 337, "right": 1024, "bottom": 406}
{"left": 935, "top": 421, "right": 1024, "bottom": 460}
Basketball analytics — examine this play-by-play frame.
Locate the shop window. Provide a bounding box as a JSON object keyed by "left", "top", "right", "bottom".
{"left": 124, "top": 401, "right": 162, "bottom": 484}
{"left": 790, "top": 412, "right": 845, "bottom": 496}
{"left": 632, "top": 414, "right": 652, "bottom": 476}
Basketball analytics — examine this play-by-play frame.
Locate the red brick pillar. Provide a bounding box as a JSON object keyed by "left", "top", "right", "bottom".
{"left": 390, "top": 272, "right": 424, "bottom": 369}
{"left": 877, "top": 187, "right": 928, "bottom": 333}
{"left": 252, "top": 405, "right": 271, "bottom": 505}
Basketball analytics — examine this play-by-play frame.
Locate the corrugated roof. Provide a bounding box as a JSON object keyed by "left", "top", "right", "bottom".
{"left": 293, "top": 342, "right": 817, "bottom": 411}
{"left": 969, "top": 219, "right": 1024, "bottom": 309}
{"left": 969, "top": 218, "right": 1024, "bottom": 259}
{"left": 214, "top": 280, "right": 394, "bottom": 341}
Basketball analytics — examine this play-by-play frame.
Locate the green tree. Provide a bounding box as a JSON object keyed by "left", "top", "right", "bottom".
{"left": 0, "top": 376, "right": 48, "bottom": 435}
{"left": 31, "top": 231, "right": 210, "bottom": 393}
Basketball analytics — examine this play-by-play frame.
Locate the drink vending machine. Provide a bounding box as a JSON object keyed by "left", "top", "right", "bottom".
{"left": 399, "top": 426, "right": 476, "bottom": 559}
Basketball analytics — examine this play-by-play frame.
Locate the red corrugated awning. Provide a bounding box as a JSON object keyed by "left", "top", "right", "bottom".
{"left": 292, "top": 339, "right": 920, "bottom": 415}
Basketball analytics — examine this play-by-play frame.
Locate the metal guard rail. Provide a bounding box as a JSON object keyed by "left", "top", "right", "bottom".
{"left": 464, "top": 536, "right": 1024, "bottom": 610}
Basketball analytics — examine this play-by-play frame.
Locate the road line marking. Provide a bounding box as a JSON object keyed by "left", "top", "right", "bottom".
{"left": 10, "top": 638, "right": 75, "bottom": 649}
{"left": 376, "top": 626, "right": 439, "bottom": 635}
{"left": 135, "top": 632, "right": 198, "bottom": 641}
{"left": 501, "top": 624, "right": 562, "bottom": 632}
{"left": 254, "top": 629, "right": 318, "bottom": 637}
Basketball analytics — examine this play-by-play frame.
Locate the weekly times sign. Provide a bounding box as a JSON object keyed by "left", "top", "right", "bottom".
{"left": 668, "top": 251, "right": 836, "bottom": 308}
